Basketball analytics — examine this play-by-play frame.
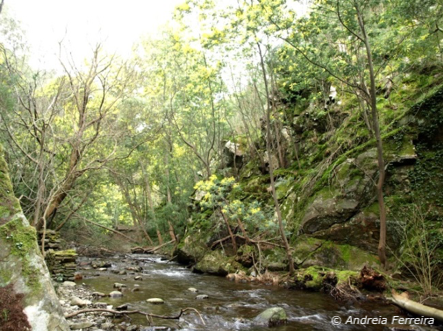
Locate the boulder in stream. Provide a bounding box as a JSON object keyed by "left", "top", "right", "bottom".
{"left": 253, "top": 307, "right": 287, "bottom": 327}
{"left": 147, "top": 298, "right": 164, "bottom": 304}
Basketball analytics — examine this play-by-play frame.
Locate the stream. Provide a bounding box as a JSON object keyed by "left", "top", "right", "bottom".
{"left": 77, "top": 254, "right": 437, "bottom": 331}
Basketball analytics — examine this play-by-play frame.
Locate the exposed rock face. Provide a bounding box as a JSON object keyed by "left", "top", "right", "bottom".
{"left": 222, "top": 140, "right": 244, "bottom": 169}
{"left": 301, "top": 151, "right": 379, "bottom": 235}
{"left": 311, "top": 211, "right": 380, "bottom": 253}
{"left": 0, "top": 146, "right": 69, "bottom": 331}
{"left": 301, "top": 194, "right": 359, "bottom": 234}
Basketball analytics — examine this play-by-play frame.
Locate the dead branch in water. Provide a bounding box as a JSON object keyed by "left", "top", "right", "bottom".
{"left": 389, "top": 290, "right": 443, "bottom": 323}
{"left": 65, "top": 307, "right": 206, "bottom": 325}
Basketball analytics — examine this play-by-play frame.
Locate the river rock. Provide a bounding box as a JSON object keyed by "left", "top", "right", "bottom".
{"left": 196, "top": 294, "right": 209, "bottom": 300}
{"left": 117, "top": 303, "right": 129, "bottom": 311}
{"left": 70, "top": 296, "right": 91, "bottom": 306}
{"left": 69, "top": 321, "right": 95, "bottom": 330}
{"left": 109, "top": 291, "right": 123, "bottom": 298}
{"left": 146, "top": 298, "right": 164, "bottom": 304}
{"left": 188, "top": 287, "right": 198, "bottom": 292}
{"left": 253, "top": 307, "right": 287, "bottom": 327}
{"left": 92, "top": 291, "right": 106, "bottom": 297}
{"left": 62, "top": 281, "right": 76, "bottom": 287}
{"left": 113, "top": 282, "right": 127, "bottom": 289}
{"left": 134, "top": 275, "right": 142, "bottom": 280}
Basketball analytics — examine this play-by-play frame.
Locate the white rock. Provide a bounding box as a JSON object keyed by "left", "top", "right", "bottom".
{"left": 62, "top": 281, "right": 76, "bottom": 287}
{"left": 109, "top": 291, "right": 123, "bottom": 298}
{"left": 70, "top": 296, "right": 91, "bottom": 307}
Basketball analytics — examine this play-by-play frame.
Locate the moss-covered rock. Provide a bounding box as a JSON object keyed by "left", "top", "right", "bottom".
{"left": 292, "top": 237, "right": 379, "bottom": 270}
{"left": 0, "top": 146, "right": 69, "bottom": 331}
{"left": 194, "top": 250, "right": 244, "bottom": 276}
{"left": 253, "top": 307, "right": 287, "bottom": 327}
{"left": 292, "top": 266, "right": 359, "bottom": 291}
{"left": 300, "top": 189, "right": 360, "bottom": 234}
{"left": 173, "top": 235, "right": 208, "bottom": 266}
{"left": 262, "top": 247, "right": 288, "bottom": 271}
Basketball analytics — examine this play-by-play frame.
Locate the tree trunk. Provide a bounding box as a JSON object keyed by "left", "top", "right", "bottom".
{"left": 157, "top": 228, "right": 164, "bottom": 245}
{"left": 220, "top": 209, "right": 237, "bottom": 253}
{"left": 168, "top": 221, "right": 177, "bottom": 242}
{"left": 356, "top": 4, "right": 387, "bottom": 267}
{"left": 113, "top": 174, "right": 154, "bottom": 245}
{"left": 257, "top": 42, "right": 295, "bottom": 275}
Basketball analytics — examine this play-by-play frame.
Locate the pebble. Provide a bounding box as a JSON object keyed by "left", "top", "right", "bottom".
{"left": 113, "top": 282, "right": 127, "bottom": 289}
{"left": 69, "top": 321, "right": 95, "bottom": 330}
{"left": 70, "top": 296, "right": 91, "bottom": 306}
{"left": 62, "top": 281, "right": 76, "bottom": 287}
{"left": 146, "top": 298, "right": 164, "bottom": 304}
{"left": 196, "top": 294, "right": 209, "bottom": 300}
{"left": 109, "top": 290, "right": 123, "bottom": 298}
{"left": 188, "top": 287, "right": 198, "bottom": 292}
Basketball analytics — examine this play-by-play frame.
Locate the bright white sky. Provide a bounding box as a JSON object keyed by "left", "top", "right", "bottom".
{"left": 5, "top": 0, "right": 185, "bottom": 70}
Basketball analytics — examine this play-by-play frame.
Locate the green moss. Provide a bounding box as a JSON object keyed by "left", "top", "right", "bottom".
{"left": 195, "top": 250, "right": 244, "bottom": 275}
{"left": 51, "top": 249, "right": 77, "bottom": 257}
{"left": 335, "top": 270, "right": 359, "bottom": 285}
{"left": 364, "top": 202, "right": 380, "bottom": 215}
{"left": 0, "top": 217, "right": 38, "bottom": 258}
{"left": 0, "top": 268, "right": 13, "bottom": 286}
{"left": 0, "top": 217, "right": 42, "bottom": 296}
{"left": 339, "top": 245, "right": 351, "bottom": 263}
{"left": 0, "top": 151, "right": 21, "bottom": 222}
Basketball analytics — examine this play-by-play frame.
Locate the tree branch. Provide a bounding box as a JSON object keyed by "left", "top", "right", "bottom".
{"left": 64, "top": 307, "right": 206, "bottom": 325}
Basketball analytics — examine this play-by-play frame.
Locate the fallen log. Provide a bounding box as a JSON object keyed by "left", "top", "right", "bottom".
{"left": 65, "top": 307, "right": 205, "bottom": 325}
{"left": 389, "top": 290, "right": 443, "bottom": 323}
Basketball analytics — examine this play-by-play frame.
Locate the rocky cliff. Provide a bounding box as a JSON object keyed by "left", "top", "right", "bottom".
{"left": 175, "top": 65, "right": 443, "bottom": 291}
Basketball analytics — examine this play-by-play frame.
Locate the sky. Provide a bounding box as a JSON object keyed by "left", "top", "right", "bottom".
{"left": 5, "top": 0, "right": 185, "bottom": 70}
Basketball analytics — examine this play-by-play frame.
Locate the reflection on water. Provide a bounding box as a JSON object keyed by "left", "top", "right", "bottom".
{"left": 77, "top": 254, "right": 439, "bottom": 331}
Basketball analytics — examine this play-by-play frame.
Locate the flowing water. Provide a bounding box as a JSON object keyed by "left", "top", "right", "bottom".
{"left": 78, "top": 254, "right": 439, "bottom": 331}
